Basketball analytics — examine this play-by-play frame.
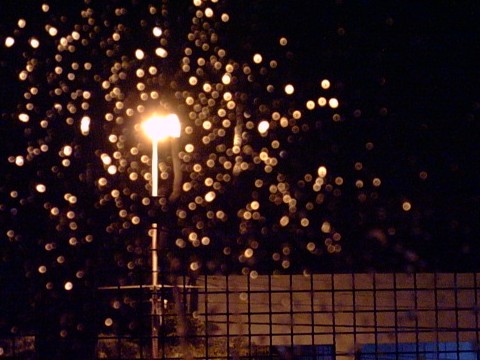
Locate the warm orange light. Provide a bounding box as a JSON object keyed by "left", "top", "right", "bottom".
{"left": 143, "top": 113, "right": 181, "bottom": 141}
{"left": 143, "top": 113, "right": 181, "bottom": 197}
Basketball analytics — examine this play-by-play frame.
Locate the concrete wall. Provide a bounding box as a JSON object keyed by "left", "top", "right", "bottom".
{"left": 194, "top": 273, "right": 480, "bottom": 359}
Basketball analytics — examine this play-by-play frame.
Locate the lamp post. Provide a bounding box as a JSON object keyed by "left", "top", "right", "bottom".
{"left": 142, "top": 112, "right": 181, "bottom": 359}
{"left": 143, "top": 113, "right": 181, "bottom": 197}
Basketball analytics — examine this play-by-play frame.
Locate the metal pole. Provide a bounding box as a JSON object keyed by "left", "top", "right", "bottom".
{"left": 151, "top": 128, "right": 159, "bottom": 357}
{"left": 152, "top": 140, "right": 159, "bottom": 197}
{"left": 152, "top": 223, "right": 159, "bottom": 288}
{"left": 151, "top": 223, "right": 159, "bottom": 359}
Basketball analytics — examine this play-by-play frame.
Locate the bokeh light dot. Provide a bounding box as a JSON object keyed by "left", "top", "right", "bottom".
{"left": 64, "top": 282, "right": 73, "bottom": 291}
{"left": 402, "top": 201, "right": 412, "bottom": 211}
{"left": 329, "top": 98, "right": 339, "bottom": 108}
{"left": 135, "top": 49, "right": 145, "bottom": 59}
{"left": 152, "top": 27, "right": 162, "bottom": 37}
{"left": 317, "top": 97, "right": 327, "bottom": 107}
{"left": 5, "top": 37, "right": 15, "bottom": 47}
{"left": 284, "top": 84, "right": 294, "bottom": 95}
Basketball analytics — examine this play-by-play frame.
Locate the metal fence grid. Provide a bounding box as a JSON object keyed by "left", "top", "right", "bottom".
{"left": 2, "top": 272, "right": 480, "bottom": 359}
{"left": 92, "top": 272, "right": 480, "bottom": 359}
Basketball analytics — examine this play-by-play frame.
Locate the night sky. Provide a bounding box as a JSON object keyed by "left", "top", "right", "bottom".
{"left": 1, "top": 0, "right": 480, "bottom": 350}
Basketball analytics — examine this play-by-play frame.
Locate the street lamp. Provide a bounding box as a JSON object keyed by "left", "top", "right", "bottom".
{"left": 143, "top": 113, "right": 181, "bottom": 197}
{"left": 143, "top": 112, "right": 181, "bottom": 359}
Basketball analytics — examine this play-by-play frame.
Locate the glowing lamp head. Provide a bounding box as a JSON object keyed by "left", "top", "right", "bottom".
{"left": 143, "top": 113, "right": 181, "bottom": 141}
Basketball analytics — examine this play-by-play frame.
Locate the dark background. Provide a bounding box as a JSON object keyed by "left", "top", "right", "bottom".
{"left": 1, "top": 0, "right": 480, "bottom": 355}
